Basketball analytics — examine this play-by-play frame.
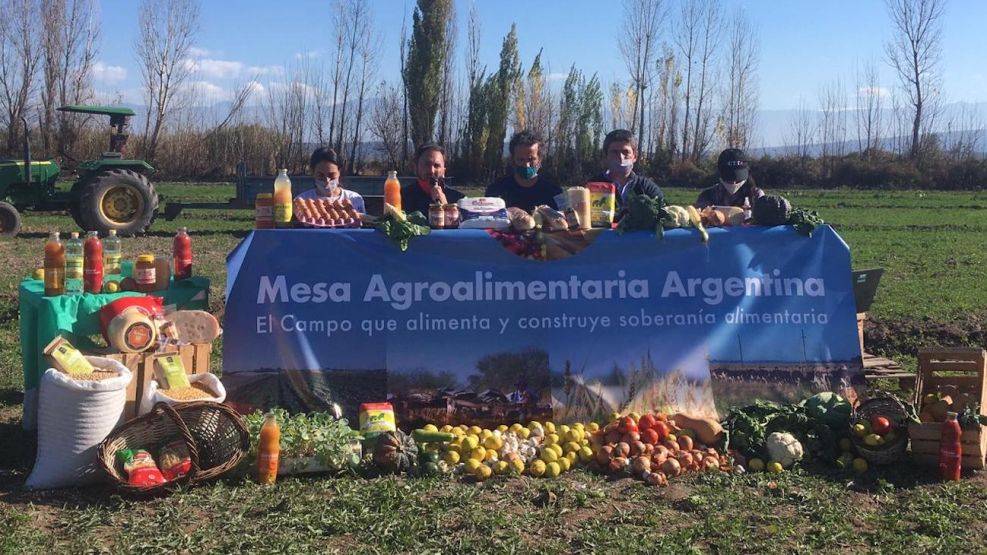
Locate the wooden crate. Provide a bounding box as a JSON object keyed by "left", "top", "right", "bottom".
{"left": 102, "top": 343, "right": 212, "bottom": 423}
{"left": 908, "top": 347, "right": 987, "bottom": 470}
{"left": 856, "top": 312, "right": 867, "bottom": 355}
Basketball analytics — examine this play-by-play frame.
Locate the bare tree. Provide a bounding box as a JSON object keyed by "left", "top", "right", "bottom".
{"left": 786, "top": 98, "right": 817, "bottom": 160}
{"left": 650, "top": 45, "right": 679, "bottom": 157}
{"left": 676, "top": 0, "right": 721, "bottom": 162}
{"left": 368, "top": 80, "right": 404, "bottom": 170}
{"left": 265, "top": 64, "right": 311, "bottom": 172}
{"left": 333, "top": 0, "right": 372, "bottom": 157}
{"left": 619, "top": 0, "right": 667, "bottom": 149}
{"left": 437, "top": 1, "right": 457, "bottom": 146}
{"left": 348, "top": 3, "right": 380, "bottom": 174}
{"left": 135, "top": 0, "right": 200, "bottom": 161}
{"left": 722, "top": 7, "right": 758, "bottom": 150}
{"left": 818, "top": 78, "right": 848, "bottom": 165}
{"left": 942, "top": 103, "right": 984, "bottom": 160}
{"left": 884, "top": 0, "right": 946, "bottom": 160}
{"left": 854, "top": 60, "right": 884, "bottom": 157}
{"left": 0, "top": 0, "right": 41, "bottom": 154}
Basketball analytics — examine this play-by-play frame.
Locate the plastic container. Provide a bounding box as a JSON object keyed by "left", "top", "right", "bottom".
{"left": 939, "top": 411, "right": 962, "bottom": 481}
{"left": 256, "top": 412, "right": 280, "bottom": 484}
{"left": 173, "top": 227, "right": 192, "bottom": 280}
{"left": 384, "top": 171, "right": 401, "bottom": 209}
{"left": 65, "top": 232, "right": 83, "bottom": 295}
{"left": 255, "top": 193, "right": 274, "bottom": 229}
{"left": 43, "top": 232, "right": 65, "bottom": 296}
{"left": 273, "top": 169, "right": 293, "bottom": 228}
{"left": 103, "top": 229, "right": 122, "bottom": 275}
{"left": 135, "top": 254, "right": 157, "bottom": 293}
{"left": 83, "top": 231, "right": 103, "bottom": 293}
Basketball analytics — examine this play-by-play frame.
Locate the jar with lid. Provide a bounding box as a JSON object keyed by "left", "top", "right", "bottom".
{"left": 135, "top": 254, "right": 157, "bottom": 293}
{"left": 428, "top": 204, "right": 446, "bottom": 229}
{"left": 443, "top": 203, "right": 460, "bottom": 228}
{"left": 255, "top": 193, "right": 274, "bottom": 229}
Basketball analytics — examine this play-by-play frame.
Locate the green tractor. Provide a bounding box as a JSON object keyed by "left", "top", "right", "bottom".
{"left": 0, "top": 105, "right": 159, "bottom": 237}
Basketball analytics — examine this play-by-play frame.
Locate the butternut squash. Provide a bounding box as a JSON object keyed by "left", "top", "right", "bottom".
{"left": 671, "top": 413, "right": 723, "bottom": 446}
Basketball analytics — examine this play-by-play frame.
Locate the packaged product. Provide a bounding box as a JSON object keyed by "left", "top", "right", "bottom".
{"left": 533, "top": 205, "right": 569, "bottom": 231}
{"left": 566, "top": 187, "right": 592, "bottom": 230}
{"left": 153, "top": 352, "right": 192, "bottom": 389}
{"left": 586, "top": 182, "right": 616, "bottom": 227}
{"left": 506, "top": 207, "right": 536, "bottom": 231}
{"left": 43, "top": 336, "right": 96, "bottom": 376}
{"left": 359, "top": 402, "right": 396, "bottom": 438}
{"left": 117, "top": 449, "right": 166, "bottom": 487}
{"left": 456, "top": 197, "right": 511, "bottom": 230}
{"left": 158, "top": 439, "right": 193, "bottom": 481}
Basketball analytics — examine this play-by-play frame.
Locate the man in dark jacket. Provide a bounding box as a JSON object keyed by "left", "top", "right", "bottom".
{"left": 587, "top": 129, "right": 664, "bottom": 210}
{"left": 695, "top": 148, "right": 765, "bottom": 208}
{"left": 401, "top": 143, "right": 465, "bottom": 216}
{"left": 485, "top": 130, "right": 563, "bottom": 212}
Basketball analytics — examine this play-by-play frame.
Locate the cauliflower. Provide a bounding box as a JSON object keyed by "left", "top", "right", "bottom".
{"left": 664, "top": 205, "right": 691, "bottom": 228}
{"left": 766, "top": 432, "right": 804, "bottom": 469}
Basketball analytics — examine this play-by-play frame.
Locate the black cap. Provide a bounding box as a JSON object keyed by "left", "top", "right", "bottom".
{"left": 718, "top": 148, "right": 749, "bottom": 182}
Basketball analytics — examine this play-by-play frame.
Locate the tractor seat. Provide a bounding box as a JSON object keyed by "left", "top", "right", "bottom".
{"left": 101, "top": 152, "right": 123, "bottom": 159}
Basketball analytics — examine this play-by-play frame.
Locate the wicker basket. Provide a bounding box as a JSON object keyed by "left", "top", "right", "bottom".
{"left": 850, "top": 394, "right": 910, "bottom": 465}
{"left": 98, "top": 401, "right": 250, "bottom": 494}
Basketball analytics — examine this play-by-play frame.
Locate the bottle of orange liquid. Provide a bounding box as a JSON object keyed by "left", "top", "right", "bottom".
{"left": 939, "top": 411, "right": 962, "bottom": 481}
{"left": 256, "top": 412, "right": 280, "bottom": 484}
{"left": 273, "top": 169, "right": 293, "bottom": 228}
{"left": 43, "top": 232, "right": 65, "bottom": 296}
{"left": 384, "top": 170, "right": 401, "bottom": 209}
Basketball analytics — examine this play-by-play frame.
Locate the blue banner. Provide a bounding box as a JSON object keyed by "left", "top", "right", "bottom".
{"left": 223, "top": 226, "right": 862, "bottom": 425}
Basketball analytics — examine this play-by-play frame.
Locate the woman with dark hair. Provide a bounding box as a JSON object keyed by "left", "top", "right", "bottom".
{"left": 295, "top": 147, "right": 366, "bottom": 213}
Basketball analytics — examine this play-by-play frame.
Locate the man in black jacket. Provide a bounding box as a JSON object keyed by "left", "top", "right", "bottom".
{"left": 587, "top": 129, "right": 664, "bottom": 210}
{"left": 401, "top": 143, "right": 465, "bottom": 216}
{"left": 484, "top": 130, "right": 563, "bottom": 212}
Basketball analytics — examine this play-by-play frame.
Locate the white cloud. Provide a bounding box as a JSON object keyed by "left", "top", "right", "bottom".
{"left": 857, "top": 86, "right": 890, "bottom": 98}
{"left": 294, "top": 50, "right": 320, "bottom": 60}
{"left": 246, "top": 64, "right": 285, "bottom": 77}
{"left": 182, "top": 80, "right": 227, "bottom": 104}
{"left": 184, "top": 58, "right": 244, "bottom": 79}
{"left": 547, "top": 72, "right": 568, "bottom": 82}
{"left": 92, "top": 62, "right": 127, "bottom": 83}
{"left": 187, "top": 46, "right": 219, "bottom": 58}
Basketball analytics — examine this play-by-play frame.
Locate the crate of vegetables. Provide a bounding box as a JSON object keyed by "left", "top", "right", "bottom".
{"left": 908, "top": 347, "right": 987, "bottom": 470}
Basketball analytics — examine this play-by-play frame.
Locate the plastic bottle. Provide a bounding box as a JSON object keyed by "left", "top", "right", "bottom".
{"left": 43, "top": 232, "right": 65, "bottom": 296}
{"left": 939, "top": 411, "right": 962, "bottom": 481}
{"left": 103, "top": 229, "right": 122, "bottom": 275}
{"left": 83, "top": 231, "right": 103, "bottom": 293}
{"left": 256, "top": 412, "right": 281, "bottom": 484}
{"left": 742, "top": 197, "right": 752, "bottom": 223}
{"left": 273, "top": 169, "right": 293, "bottom": 228}
{"left": 173, "top": 227, "right": 192, "bottom": 280}
{"left": 384, "top": 170, "right": 401, "bottom": 209}
{"left": 65, "top": 232, "right": 83, "bottom": 295}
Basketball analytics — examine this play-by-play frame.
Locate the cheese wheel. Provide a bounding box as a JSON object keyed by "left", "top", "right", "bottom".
{"left": 168, "top": 310, "right": 222, "bottom": 344}
{"left": 107, "top": 307, "right": 158, "bottom": 353}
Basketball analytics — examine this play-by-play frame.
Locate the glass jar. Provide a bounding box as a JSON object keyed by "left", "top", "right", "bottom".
{"left": 443, "top": 203, "right": 460, "bottom": 228}
{"left": 428, "top": 203, "right": 446, "bottom": 229}
{"left": 135, "top": 254, "right": 157, "bottom": 293}
{"left": 255, "top": 193, "right": 274, "bottom": 229}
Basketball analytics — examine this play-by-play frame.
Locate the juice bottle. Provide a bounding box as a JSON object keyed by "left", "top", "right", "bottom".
{"left": 255, "top": 193, "right": 274, "bottom": 229}
{"left": 43, "top": 232, "right": 65, "bottom": 296}
{"left": 65, "top": 232, "right": 83, "bottom": 295}
{"left": 256, "top": 412, "right": 281, "bottom": 484}
{"left": 939, "top": 411, "right": 962, "bottom": 481}
{"left": 173, "top": 227, "right": 192, "bottom": 280}
{"left": 273, "top": 169, "right": 293, "bottom": 228}
{"left": 384, "top": 170, "right": 401, "bottom": 209}
{"left": 103, "top": 229, "right": 122, "bottom": 275}
{"left": 83, "top": 231, "right": 103, "bottom": 293}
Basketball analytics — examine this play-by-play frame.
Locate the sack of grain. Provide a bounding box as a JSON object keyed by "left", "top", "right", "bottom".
{"left": 139, "top": 372, "right": 226, "bottom": 415}
{"left": 26, "top": 357, "right": 132, "bottom": 489}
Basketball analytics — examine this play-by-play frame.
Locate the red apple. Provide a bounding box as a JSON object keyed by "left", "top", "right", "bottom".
{"left": 870, "top": 415, "right": 892, "bottom": 436}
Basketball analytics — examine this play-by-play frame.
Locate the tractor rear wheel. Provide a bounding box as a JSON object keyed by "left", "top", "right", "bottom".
{"left": 0, "top": 201, "right": 21, "bottom": 238}
{"left": 76, "top": 169, "right": 159, "bottom": 236}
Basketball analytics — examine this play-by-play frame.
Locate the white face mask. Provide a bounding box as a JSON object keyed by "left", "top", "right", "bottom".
{"left": 316, "top": 178, "right": 339, "bottom": 196}
{"left": 721, "top": 179, "right": 745, "bottom": 195}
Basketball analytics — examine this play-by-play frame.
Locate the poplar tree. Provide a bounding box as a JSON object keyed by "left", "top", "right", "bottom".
{"left": 403, "top": 0, "right": 453, "bottom": 149}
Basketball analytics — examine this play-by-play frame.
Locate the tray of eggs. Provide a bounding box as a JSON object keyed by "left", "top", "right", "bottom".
{"left": 293, "top": 197, "right": 364, "bottom": 228}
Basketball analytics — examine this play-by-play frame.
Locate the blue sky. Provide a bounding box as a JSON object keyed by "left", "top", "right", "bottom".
{"left": 95, "top": 0, "right": 987, "bottom": 111}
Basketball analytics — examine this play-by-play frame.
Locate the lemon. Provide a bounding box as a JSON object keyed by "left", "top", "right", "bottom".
{"left": 564, "top": 441, "right": 581, "bottom": 454}
{"left": 748, "top": 458, "right": 765, "bottom": 472}
{"left": 479, "top": 430, "right": 493, "bottom": 441}
{"left": 558, "top": 457, "right": 571, "bottom": 472}
{"left": 468, "top": 425, "right": 483, "bottom": 436}
{"left": 766, "top": 461, "right": 784, "bottom": 474}
{"left": 578, "top": 446, "right": 594, "bottom": 463}
{"left": 423, "top": 423, "right": 438, "bottom": 432}
{"left": 485, "top": 448, "right": 498, "bottom": 461}
{"left": 463, "top": 435, "right": 480, "bottom": 451}
{"left": 545, "top": 461, "right": 561, "bottom": 478}
{"left": 470, "top": 447, "right": 487, "bottom": 461}
{"left": 566, "top": 451, "right": 578, "bottom": 465}
{"left": 518, "top": 427, "right": 531, "bottom": 439}
{"left": 104, "top": 281, "right": 120, "bottom": 293}
{"left": 509, "top": 423, "right": 524, "bottom": 433}
{"left": 544, "top": 422, "right": 556, "bottom": 434}
{"left": 540, "top": 447, "right": 559, "bottom": 463}
{"left": 483, "top": 435, "right": 503, "bottom": 450}
{"left": 586, "top": 422, "right": 600, "bottom": 433}
{"left": 529, "top": 459, "right": 547, "bottom": 477}
{"left": 544, "top": 434, "right": 560, "bottom": 447}
{"left": 451, "top": 427, "right": 466, "bottom": 437}
{"left": 33, "top": 268, "right": 44, "bottom": 280}
{"left": 558, "top": 424, "right": 571, "bottom": 437}
{"left": 464, "top": 458, "right": 481, "bottom": 473}
{"left": 864, "top": 434, "right": 881, "bottom": 447}
{"left": 494, "top": 460, "right": 510, "bottom": 475}
{"left": 549, "top": 444, "right": 564, "bottom": 458}
{"left": 628, "top": 411, "right": 641, "bottom": 422}
{"left": 510, "top": 458, "right": 525, "bottom": 475}
{"left": 474, "top": 464, "right": 492, "bottom": 481}
{"left": 439, "top": 424, "right": 453, "bottom": 433}
{"left": 444, "top": 450, "right": 460, "bottom": 465}
{"left": 573, "top": 422, "right": 585, "bottom": 431}
{"left": 528, "top": 421, "right": 543, "bottom": 431}
{"left": 852, "top": 458, "right": 868, "bottom": 474}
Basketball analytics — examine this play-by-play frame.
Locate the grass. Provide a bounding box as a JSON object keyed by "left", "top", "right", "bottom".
{"left": 1, "top": 184, "right": 986, "bottom": 553}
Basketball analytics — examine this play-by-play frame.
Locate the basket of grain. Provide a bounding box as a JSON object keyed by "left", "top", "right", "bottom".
{"left": 99, "top": 400, "right": 250, "bottom": 493}
{"left": 139, "top": 372, "right": 227, "bottom": 416}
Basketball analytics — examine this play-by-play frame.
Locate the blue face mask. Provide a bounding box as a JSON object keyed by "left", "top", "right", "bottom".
{"left": 515, "top": 166, "right": 538, "bottom": 180}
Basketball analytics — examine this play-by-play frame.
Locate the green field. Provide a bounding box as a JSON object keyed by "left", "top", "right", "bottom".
{"left": 1, "top": 185, "right": 986, "bottom": 554}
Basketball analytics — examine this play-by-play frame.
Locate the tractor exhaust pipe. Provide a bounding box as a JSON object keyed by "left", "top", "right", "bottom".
{"left": 21, "top": 116, "right": 30, "bottom": 184}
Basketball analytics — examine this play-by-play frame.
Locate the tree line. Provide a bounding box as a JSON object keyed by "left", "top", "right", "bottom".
{"left": 1, "top": 0, "right": 983, "bottom": 189}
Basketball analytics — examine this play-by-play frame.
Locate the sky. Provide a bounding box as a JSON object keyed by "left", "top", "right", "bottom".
{"left": 95, "top": 0, "right": 987, "bottom": 116}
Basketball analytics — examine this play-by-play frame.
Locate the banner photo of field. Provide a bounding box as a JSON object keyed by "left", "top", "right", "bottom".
{"left": 221, "top": 226, "right": 862, "bottom": 424}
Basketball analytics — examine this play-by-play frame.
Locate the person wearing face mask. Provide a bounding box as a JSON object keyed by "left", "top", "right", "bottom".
{"left": 295, "top": 147, "right": 366, "bottom": 213}
{"left": 694, "top": 148, "right": 764, "bottom": 209}
{"left": 588, "top": 129, "right": 665, "bottom": 212}
{"left": 401, "top": 142, "right": 465, "bottom": 216}
{"left": 484, "top": 130, "right": 562, "bottom": 213}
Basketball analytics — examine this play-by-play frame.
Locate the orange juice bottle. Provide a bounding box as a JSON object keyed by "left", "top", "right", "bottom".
{"left": 43, "top": 232, "right": 65, "bottom": 296}
{"left": 256, "top": 412, "right": 280, "bottom": 484}
{"left": 273, "top": 169, "right": 293, "bottom": 228}
{"left": 384, "top": 171, "right": 401, "bottom": 209}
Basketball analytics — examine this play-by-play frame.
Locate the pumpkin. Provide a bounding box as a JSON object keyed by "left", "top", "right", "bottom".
{"left": 373, "top": 430, "right": 419, "bottom": 474}
{"left": 752, "top": 195, "right": 792, "bottom": 226}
